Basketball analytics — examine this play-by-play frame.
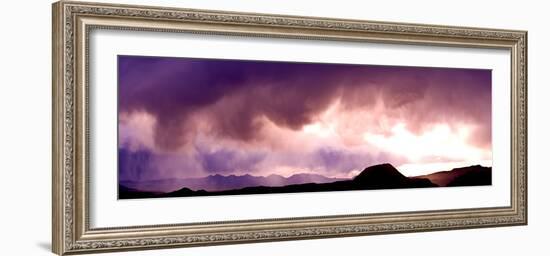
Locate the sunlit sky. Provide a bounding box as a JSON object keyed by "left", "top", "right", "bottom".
{"left": 118, "top": 55, "right": 491, "bottom": 181}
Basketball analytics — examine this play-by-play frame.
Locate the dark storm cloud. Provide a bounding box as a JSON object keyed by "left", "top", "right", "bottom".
{"left": 118, "top": 55, "right": 492, "bottom": 151}
{"left": 119, "top": 56, "right": 356, "bottom": 150}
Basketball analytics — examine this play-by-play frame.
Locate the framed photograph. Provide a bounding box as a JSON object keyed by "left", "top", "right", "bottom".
{"left": 52, "top": 1, "right": 527, "bottom": 255}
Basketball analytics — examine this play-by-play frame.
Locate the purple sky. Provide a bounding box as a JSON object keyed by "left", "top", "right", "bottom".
{"left": 118, "top": 55, "right": 492, "bottom": 182}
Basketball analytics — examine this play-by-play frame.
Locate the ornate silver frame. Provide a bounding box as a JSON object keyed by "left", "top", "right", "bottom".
{"left": 52, "top": 1, "right": 527, "bottom": 255}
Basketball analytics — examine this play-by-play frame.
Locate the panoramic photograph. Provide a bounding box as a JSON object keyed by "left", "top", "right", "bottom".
{"left": 117, "top": 55, "right": 492, "bottom": 199}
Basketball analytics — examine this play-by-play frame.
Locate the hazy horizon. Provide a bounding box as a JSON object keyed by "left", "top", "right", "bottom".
{"left": 119, "top": 162, "right": 493, "bottom": 183}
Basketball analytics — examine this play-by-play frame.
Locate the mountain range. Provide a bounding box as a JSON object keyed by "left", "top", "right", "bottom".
{"left": 414, "top": 165, "right": 492, "bottom": 186}
{"left": 119, "top": 163, "right": 491, "bottom": 199}
{"left": 120, "top": 172, "right": 343, "bottom": 193}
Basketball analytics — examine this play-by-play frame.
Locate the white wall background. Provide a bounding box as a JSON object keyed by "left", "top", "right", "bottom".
{"left": 0, "top": 0, "right": 547, "bottom": 255}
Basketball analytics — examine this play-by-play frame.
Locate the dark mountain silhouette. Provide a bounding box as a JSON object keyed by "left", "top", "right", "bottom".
{"left": 120, "top": 173, "right": 343, "bottom": 193}
{"left": 119, "top": 163, "right": 491, "bottom": 199}
{"left": 446, "top": 166, "right": 491, "bottom": 186}
{"left": 415, "top": 165, "right": 491, "bottom": 187}
{"left": 161, "top": 163, "right": 437, "bottom": 198}
{"left": 118, "top": 184, "right": 158, "bottom": 199}
{"left": 353, "top": 163, "right": 435, "bottom": 189}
